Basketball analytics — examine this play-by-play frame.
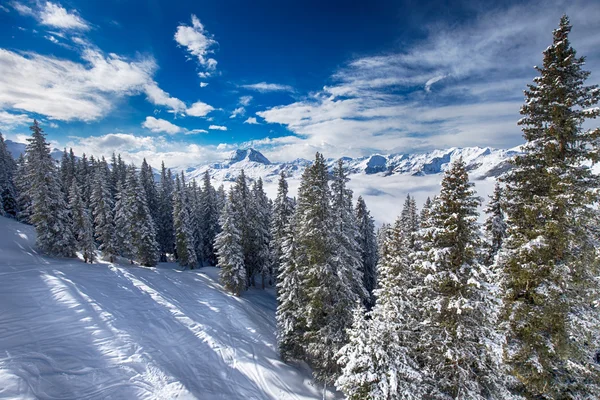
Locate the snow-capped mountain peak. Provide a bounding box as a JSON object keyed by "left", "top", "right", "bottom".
{"left": 227, "top": 148, "right": 271, "bottom": 166}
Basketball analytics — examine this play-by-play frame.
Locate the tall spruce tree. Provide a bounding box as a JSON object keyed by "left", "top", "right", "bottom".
{"left": 250, "top": 178, "right": 272, "bottom": 288}
{"left": 499, "top": 16, "right": 600, "bottom": 397}
{"left": 271, "top": 172, "right": 295, "bottom": 284}
{"left": 400, "top": 194, "right": 419, "bottom": 250}
{"left": 483, "top": 183, "right": 507, "bottom": 265}
{"left": 199, "top": 171, "right": 219, "bottom": 266}
{"left": 337, "top": 216, "right": 424, "bottom": 399}
{"left": 173, "top": 173, "right": 197, "bottom": 269}
{"left": 91, "top": 157, "right": 117, "bottom": 262}
{"left": 24, "top": 121, "right": 75, "bottom": 257}
{"left": 330, "top": 159, "right": 368, "bottom": 304}
{"left": 215, "top": 191, "right": 246, "bottom": 295}
{"left": 354, "top": 196, "right": 378, "bottom": 307}
{"left": 114, "top": 179, "right": 134, "bottom": 262}
{"left": 231, "top": 170, "right": 253, "bottom": 285}
{"left": 293, "top": 153, "right": 358, "bottom": 384}
{"left": 124, "top": 165, "right": 159, "bottom": 267}
{"left": 0, "top": 132, "right": 18, "bottom": 217}
{"left": 157, "top": 163, "right": 175, "bottom": 261}
{"left": 140, "top": 159, "right": 159, "bottom": 236}
{"left": 417, "top": 158, "right": 503, "bottom": 399}
{"left": 69, "top": 180, "right": 95, "bottom": 263}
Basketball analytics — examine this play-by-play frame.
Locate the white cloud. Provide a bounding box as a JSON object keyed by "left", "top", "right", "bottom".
{"left": 186, "top": 101, "right": 214, "bottom": 117}
{"left": 230, "top": 107, "right": 245, "bottom": 119}
{"left": 174, "top": 15, "right": 218, "bottom": 77}
{"left": 209, "top": 125, "right": 227, "bottom": 131}
{"left": 185, "top": 129, "right": 208, "bottom": 135}
{"left": 11, "top": 2, "right": 34, "bottom": 16}
{"left": 48, "top": 122, "right": 59, "bottom": 128}
{"left": 241, "top": 82, "right": 294, "bottom": 92}
{"left": 142, "top": 116, "right": 182, "bottom": 134}
{"left": 144, "top": 83, "right": 186, "bottom": 114}
{"left": 0, "top": 47, "right": 188, "bottom": 121}
{"left": 239, "top": 95, "right": 252, "bottom": 106}
{"left": 39, "top": 2, "right": 90, "bottom": 31}
{"left": 0, "top": 5, "right": 10, "bottom": 12}
{"left": 45, "top": 34, "right": 59, "bottom": 44}
{"left": 0, "top": 110, "right": 31, "bottom": 130}
{"left": 243, "top": 117, "right": 258, "bottom": 124}
{"left": 199, "top": 82, "right": 209, "bottom": 88}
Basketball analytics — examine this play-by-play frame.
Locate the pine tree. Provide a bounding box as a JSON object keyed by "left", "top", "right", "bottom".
{"left": 114, "top": 180, "right": 134, "bottom": 262}
{"left": 140, "top": 158, "right": 159, "bottom": 237}
{"left": 24, "top": 120, "right": 75, "bottom": 257}
{"left": 270, "top": 172, "right": 295, "bottom": 284}
{"left": 69, "top": 180, "right": 95, "bottom": 263}
{"left": 250, "top": 178, "right": 272, "bottom": 288}
{"left": 354, "top": 196, "right": 378, "bottom": 307}
{"left": 500, "top": 16, "right": 600, "bottom": 397}
{"left": 417, "top": 158, "right": 503, "bottom": 399}
{"left": 276, "top": 212, "right": 306, "bottom": 361}
{"left": 0, "top": 132, "right": 18, "bottom": 218}
{"left": 483, "top": 183, "right": 506, "bottom": 265}
{"left": 91, "top": 157, "right": 117, "bottom": 262}
{"left": 231, "top": 170, "right": 253, "bottom": 285}
{"left": 400, "top": 194, "right": 419, "bottom": 250}
{"left": 157, "top": 163, "right": 175, "bottom": 262}
{"left": 331, "top": 159, "right": 368, "bottom": 304}
{"left": 14, "top": 153, "right": 31, "bottom": 223}
{"left": 60, "top": 148, "right": 76, "bottom": 199}
{"left": 173, "top": 173, "right": 197, "bottom": 269}
{"left": 189, "top": 178, "right": 203, "bottom": 266}
{"left": 124, "top": 165, "right": 159, "bottom": 267}
{"left": 215, "top": 191, "right": 246, "bottom": 295}
{"left": 199, "top": 171, "right": 219, "bottom": 265}
{"left": 337, "top": 211, "right": 424, "bottom": 399}
{"left": 293, "top": 153, "right": 358, "bottom": 384}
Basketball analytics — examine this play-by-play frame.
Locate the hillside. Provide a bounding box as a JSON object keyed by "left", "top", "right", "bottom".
{"left": 0, "top": 216, "right": 332, "bottom": 400}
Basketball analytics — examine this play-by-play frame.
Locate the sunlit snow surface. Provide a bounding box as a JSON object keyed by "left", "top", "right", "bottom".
{"left": 0, "top": 216, "right": 333, "bottom": 399}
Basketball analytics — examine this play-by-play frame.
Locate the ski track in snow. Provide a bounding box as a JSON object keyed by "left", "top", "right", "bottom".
{"left": 0, "top": 216, "right": 334, "bottom": 400}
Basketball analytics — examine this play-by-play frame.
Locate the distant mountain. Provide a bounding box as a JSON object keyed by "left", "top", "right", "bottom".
{"left": 178, "top": 146, "right": 520, "bottom": 186}
{"left": 5, "top": 139, "right": 64, "bottom": 161}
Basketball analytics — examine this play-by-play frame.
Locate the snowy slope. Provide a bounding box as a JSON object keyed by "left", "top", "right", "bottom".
{"left": 0, "top": 216, "right": 333, "bottom": 400}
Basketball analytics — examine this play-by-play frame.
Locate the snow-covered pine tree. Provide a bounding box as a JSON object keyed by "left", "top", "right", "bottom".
{"left": 337, "top": 209, "right": 425, "bottom": 399}
{"left": 60, "top": 148, "right": 76, "bottom": 198}
{"left": 113, "top": 179, "right": 134, "bottom": 262}
{"left": 354, "top": 196, "right": 377, "bottom": 307}
{"left": 189, "top": 178, "right": 203, "bottom": 266}
{"left": 231, "top": 170, "right": 253, "bottom": 285}
{"left": 275, "top": 211, "right": 306, "bottom": 361}
{"left": 69, "top": 180, "right": 95, "bottom": 263}
{"left": 124, "top": 165, "right": 159, "bottom": 267}
{"left": 24, "top": 120, "right": 75, "bottom": 257}
{"left": 376, "top": 222, "right": 390, "bottom": 260}
{"left": 199, "top": 171, "right": 219, "bottom": 266}
{"left": 172, "top": 173, "right": 197, "bottom": 269}
{"left": 331, "top": 159, "right": 368, "bottom": 304}
{"left": 157, "top": 163, "right": 175, "bottom": 262}
{"left": 0, "top": 132, "right": 18, "bottom": 218}
{"left": 91, "top": 157, "right": 117, "bottom": 262}
{"left": 270, "top": 172, "right": 295, "bottom": 285}
{"left": 214, "top": 190, "right": 246, "bottom": 295}
{"left": 416, "top": 158, "right": 503, "bottom": 399}
{"left": 14, "top": 153, "right": 31, "bottom": 223}
{"left": 499, "top": 15, "right": 600, "bottom": 397}
{"left": 76, "top": 153, "right": 92, "bottom": 210}
{"left": 216, "top": 184, "right": 226, "bottom": 214}
{"left": 140, "top": 158, "right": 159, "bottom": 237}
{"left": 250, "top": 178, "right": 272, "bottom": 288}
{"left": 294, "top": 153, "right": 357, "bottom": 384}
{"left": 400, "top": 194, "right": 419, "bottom": 250}
{"left": 483, "top": 183, "right": 506, "bottom": 265}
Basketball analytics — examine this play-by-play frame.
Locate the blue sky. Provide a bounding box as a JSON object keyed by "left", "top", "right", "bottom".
{"left": 0, "top": 0, "right": 599, "bottom": 166}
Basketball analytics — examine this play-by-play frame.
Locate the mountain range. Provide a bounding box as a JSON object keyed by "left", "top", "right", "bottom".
{"left": 5, "top": 139, "right": 520, "bottom": 223}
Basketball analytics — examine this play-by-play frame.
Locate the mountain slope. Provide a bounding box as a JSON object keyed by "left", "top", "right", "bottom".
{"left": 0, "top": 216, "right": 331, "bottom": 400}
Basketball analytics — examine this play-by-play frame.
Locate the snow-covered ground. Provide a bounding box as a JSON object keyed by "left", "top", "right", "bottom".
{"left": 0, "top": 216, "right": 333, "bottom": 399}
